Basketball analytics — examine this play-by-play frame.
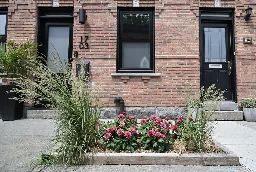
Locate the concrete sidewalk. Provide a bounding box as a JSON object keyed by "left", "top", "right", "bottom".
{"left": 0, "top": 119, "right": 252, "bottom": 172}
{"left": 212, "top": 121, "right": 256, "bottom": 172}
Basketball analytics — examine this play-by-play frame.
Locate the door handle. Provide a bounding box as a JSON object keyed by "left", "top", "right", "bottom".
{"left": 228, "top": 61, "right": 232, "bottom": 75}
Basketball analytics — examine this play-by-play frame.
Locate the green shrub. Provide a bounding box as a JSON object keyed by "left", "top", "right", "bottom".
{"left": 241, "top": 99, "right": 256, "bottom": 108}
{"left": 0, "top": 40, "right": 39, "bottom": 78}
{"left": 100, "top": 112, "right": 139, "bottom": 152}
{"left": 138, "top": 115, "right": 175, "bottom": 153}
{"left": 12, "top": 53, "right": 100, "bottom": 165}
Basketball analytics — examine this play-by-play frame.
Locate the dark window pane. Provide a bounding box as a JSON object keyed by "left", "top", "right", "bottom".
{"left": 0, "top": 35, "right": 6, "bottom": 43}
{"left": 204, "top": 28, "right": 226, "bottom": 62}
{"left": 122, "top": 42, "right": 150, "bottom": 68}
{"left": 0, "top": 15, "right": 6, "bottom": 35}
{"left": 122, "top": 13, "right": 150, "bottom": 40}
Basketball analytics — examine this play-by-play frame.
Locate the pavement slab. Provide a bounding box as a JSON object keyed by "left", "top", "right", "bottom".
{"left": 212, "top": 121, "right": 256, "bottom": 172}
{"left": 0, "top": 119, "right": 252, "bottom": 172}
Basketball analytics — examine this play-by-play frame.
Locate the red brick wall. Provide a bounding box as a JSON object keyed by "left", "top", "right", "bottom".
{"left": 2, "top": 0, "right": 256, "bottom": 107}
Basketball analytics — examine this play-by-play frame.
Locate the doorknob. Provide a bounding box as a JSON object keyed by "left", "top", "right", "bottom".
{"left": 228, "top": 61, "right": 232, "bottom": 75}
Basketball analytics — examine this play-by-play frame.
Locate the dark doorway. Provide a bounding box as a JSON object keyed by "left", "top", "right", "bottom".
{"left": 36, "top": 7, "right": 74, "bottom": 108}
{"left": 38, "top": 7, "right": 73, "bottom": 69}
{"left": 200, "top": 9, "right": 236, "bottom": 101}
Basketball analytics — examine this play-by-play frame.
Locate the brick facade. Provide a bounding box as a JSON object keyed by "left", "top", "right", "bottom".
{"left": 1, "top": 0, "right": 256, "bottom": 109}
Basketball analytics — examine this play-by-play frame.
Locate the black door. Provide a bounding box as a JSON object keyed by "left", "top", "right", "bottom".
{"left": 200, "top": 22, "right": 234, "bottom": 100}
{"left": 38, "top": 8, "right": 73, "bottom": 71}
{"left": 37, "top": 8, "right": 73, "bottom": 108}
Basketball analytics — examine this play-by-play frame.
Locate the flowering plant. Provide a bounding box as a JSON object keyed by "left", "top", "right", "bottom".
{"left": 100, "top": 112, "right": 139, "bottom": 152}
{"left": 138, "top": 115, "right": 179, "bottom": 152}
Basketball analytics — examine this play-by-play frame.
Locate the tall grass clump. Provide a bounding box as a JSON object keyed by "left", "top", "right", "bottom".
{"left": 12, "top": 52, "right": 101, "bottom": 165}
{"left": 177, "top": 84, "right": 224, "bottom": 152}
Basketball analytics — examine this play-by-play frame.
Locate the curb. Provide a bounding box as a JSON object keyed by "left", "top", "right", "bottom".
{"left": 81, "top": 153, "right": 240, "bottom": 166}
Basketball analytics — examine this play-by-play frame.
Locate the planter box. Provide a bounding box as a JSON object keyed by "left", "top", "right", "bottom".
{"left": 0, "top": 85, "right": 23, "bottom": 121}
{"left": 243, "top": 108, "right": 256, "bottom": 122}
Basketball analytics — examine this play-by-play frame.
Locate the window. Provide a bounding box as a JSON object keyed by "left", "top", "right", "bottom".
{"left": 117, "top": 8, "right": 154, "bottom": 73}
{"left": 38, "top": 7, "right": 73, "bottom": 73}
{"left": 0, "top": 10, "right": 7, "bottom": 47}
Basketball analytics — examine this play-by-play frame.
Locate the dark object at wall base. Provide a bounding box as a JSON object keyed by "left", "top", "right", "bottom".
{"left": 0, "top": 85, "right": 23, "bottom": 121}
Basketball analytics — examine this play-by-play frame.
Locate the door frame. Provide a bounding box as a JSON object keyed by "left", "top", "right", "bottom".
{"left": 37, "top": 7, "right": 74, "bottom": 65}
{"left": 199, "top": 8, "right": 237, "bottom": 102}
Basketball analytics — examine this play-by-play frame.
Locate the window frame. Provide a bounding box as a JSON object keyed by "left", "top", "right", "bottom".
{"left": 117, "top": 7, "right": 155, "bottom": 73}
{"left": 0, "top": 8, "right": 8, "bottom": 46}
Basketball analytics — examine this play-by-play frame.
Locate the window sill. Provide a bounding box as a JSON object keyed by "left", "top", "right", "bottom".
{"left": 111, "top": 73, "right": 161, "bottom": 83}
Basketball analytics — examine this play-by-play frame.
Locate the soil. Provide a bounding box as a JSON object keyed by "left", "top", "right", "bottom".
{"left": 95, "top": 139, "right": 225, "bottom": 154}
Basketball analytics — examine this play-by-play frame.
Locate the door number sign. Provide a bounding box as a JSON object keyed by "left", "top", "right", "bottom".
{"left": 79, "top": 36, "right": 89, "bottom": 49}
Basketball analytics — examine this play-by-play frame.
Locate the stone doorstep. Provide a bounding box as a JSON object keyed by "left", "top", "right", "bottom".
{"left": 79, "top": 153, "right": 240, "bottom": 166}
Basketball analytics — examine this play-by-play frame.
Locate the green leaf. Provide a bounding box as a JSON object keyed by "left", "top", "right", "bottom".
{"left": 145, "top": 139, "right": 151, "bottom": 144}
{"left": 153, "top": 142, "right": 158, "bottom": 148}
{"left": 158, "top": 138, "right": 164, "bottom": 143}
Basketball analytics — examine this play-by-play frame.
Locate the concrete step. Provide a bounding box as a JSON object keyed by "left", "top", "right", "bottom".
{"left": 27, "top": 110, "right": 58, "bottom": 119}
{"left": 219, "top": 101, "right": 238, "bottom": 111}
{"left": 212, "top": 111, "right": 243, "bottom": 121}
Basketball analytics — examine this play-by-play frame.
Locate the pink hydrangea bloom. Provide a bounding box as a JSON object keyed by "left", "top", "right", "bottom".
{"left": 177, "top": 117, "right": 183, "bottom": 123}
{"left": 140, "top": 119, "right": 147, "bottom": 124}
{"left": 165, "top": 117, "right": 170, "bottom": 121}
{"left": 148, "top": 129, "right": 155, "bottom": 137}
{"left": 119, "top": 121, "right": 125, "bottom": 127}
{"left": 104, "top": 132, "right": 111, "bottom": 140}
{"left": 155, "top": 117, "right": 162, "bottom": 123}
{"left": 118, "top": 114, "right": 124, "bottom": 119}
{"left": 171, "top": 124, "right": 177, "bottom": 131}
{"left": 117, "top": 128, "right": 124, "bottom": 136}
{"left": 155, "top": 131, "right": 162, "bottom": 138}
{"left": 161, "top": 134, "right": 166, "bottom": 139}
{"left": 124, "top": 131, "right": 132, "bottom": 139}
{"left": 127, "top": 116, "right": 135, "bottom": 121}
{"left": 129, "top": 127, "right": 138, "bottom": 135}
{"left": 160, "top": 122, "right": 167, "bottom": 129}
{"left": 153, "top": 121, "right": 159, "bottom": 126}
{"left": 150, "top": 115, "right": 157, "bottom": 120}
{"left": 107, "top": 126, "right": 117, "bottom": 132}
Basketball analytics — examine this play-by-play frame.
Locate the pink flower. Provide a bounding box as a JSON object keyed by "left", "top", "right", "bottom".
{"left": 160, "top": 122, "right": 167, "bottom": 129}
{"left": 171, "top": 124, "right": 177, "bottom": 131}
{"left": 177, "top": 117, "right": 183, "bottom": 123}
{"left": 119, "top": 121, "right": 125, "bottom": 127}
{"left": 155, "top": 131, "right": 162, "bottom": 138}
{"left": 117, "top": 128, "right": 124, "bottom": 136}
{"left": 127, "top": 116, "right": 135, "bottom": 121}
{"left": 107, "top": 126, "right": 117, "bottom": 132}
{"left": 129, "top": 127, "right": 138, "bottom": 135}
{"left": 165, "top": 117, "right": 170, "bottom": 121}
{"left": 118, "top": 114, "right": 124, "bottom": 119}
{"left": 155, "top": 117, "right": 162, "bottom": 123}
{"left": 161, "top": 134, "right": 166, "bottom": 139}
{"left": 154, "top": 121, "right": 159, "bottom": 126}
{"left": 150, "top": 115, "right": 157, "bottom": 120}
{"left": 104, "top": 132, "right": 111, "bottom": 140}
{"left": 148, "top": 129, "right": 155, "bottom": 137}
{"left": 124, "top": 131, "right": 132, "bottom": 139}
{"left": 140, "top": 119, "right": 147, "bottom": 124}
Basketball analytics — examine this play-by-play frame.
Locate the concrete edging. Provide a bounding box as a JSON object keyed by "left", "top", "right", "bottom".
{"left": 81, "top": 153, "right": 240, "bottom": 166}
